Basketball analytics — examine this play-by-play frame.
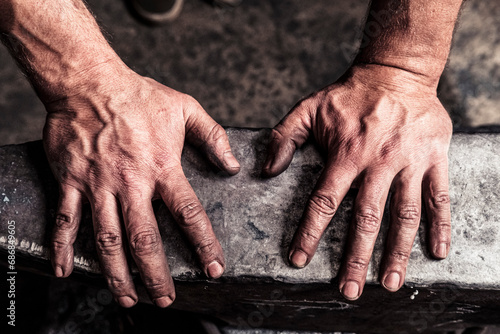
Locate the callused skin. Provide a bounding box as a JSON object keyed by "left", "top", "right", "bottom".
{"left": 263, "top": 0, "right": 463, "bottom": 300}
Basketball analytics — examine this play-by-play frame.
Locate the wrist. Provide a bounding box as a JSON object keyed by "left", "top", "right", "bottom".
{"left": 26, "top": 45, "right": 124, "bottom": 104}
{"left": 42, "top": 55, "right": 129, "bottom": 103}
{"left": 353, "top": 49, "right": 446, "bottom": 89}
{"left": 345, "top": 63, "right": 439, "bottom": 96}
{"left": 43, "top": 57, "right": 138, "bottom": 112}
{"left": 351, "top": 0, "right": 463, "bottom": 89}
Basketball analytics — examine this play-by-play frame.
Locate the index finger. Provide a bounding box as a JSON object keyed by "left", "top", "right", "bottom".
{"left": 288, "top": 159, "right": 357, "bottom": 268}
{"left": 157, "top": 166, "right": 225, "bottom": 279}
{"left": 339, "top": 171, "right": 393, "bottom": 300}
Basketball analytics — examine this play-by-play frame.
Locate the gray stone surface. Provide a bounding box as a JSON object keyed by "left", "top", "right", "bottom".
{"left": 1, "top": 128, "right": 500, "bottom": 289}
{"left": 1, "top": 129, "right": 500, "bottom": 333}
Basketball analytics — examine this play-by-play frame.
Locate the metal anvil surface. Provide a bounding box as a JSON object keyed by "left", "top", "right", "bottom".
{"left": 1, "top": 128, "right": 499, "bottom": 332}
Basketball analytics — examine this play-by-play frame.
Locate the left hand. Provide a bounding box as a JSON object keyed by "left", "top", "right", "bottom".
{"left": 262, "top": 64, "right": 452, "bottom": 300}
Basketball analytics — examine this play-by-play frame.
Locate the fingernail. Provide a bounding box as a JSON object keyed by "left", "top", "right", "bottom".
{"left": 224, "top": 152, "right": 240, "bottom": 171}
{"left": 54, "top": 265, "right": 64, "bottom": 278}
{"left": 154, "top": 296, "right": 173, "bottom": 308}
{"left": 435, "top": 243, "right": 448, "bottom": 258}
{"left": 289, "top": 250, "right": 308, "bottom": 268}
{"left": 117, "top": 296, "right": 136, "bottom": 308}
{"left": 383, "top": 272, "right": 401, "bottom": 291}
{"left": 207, "top": 261, "right": 224, "bottom": 278}
{"left": 341, "top": 281, "right": 360, "bottom": 300}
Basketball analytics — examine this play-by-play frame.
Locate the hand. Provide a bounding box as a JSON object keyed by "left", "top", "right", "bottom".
{"left": 44, "top": 61, "right": 240, "bottom": 307}
{"left": 263, "top": 64, "right": 452, "bottom": 300}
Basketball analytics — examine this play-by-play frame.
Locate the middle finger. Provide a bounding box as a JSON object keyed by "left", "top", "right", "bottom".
{"left": 339, "top": 170, "right": 393, "bottom": 300}
{"left": 120, "top": 190, "right": 175, "bottom": 308}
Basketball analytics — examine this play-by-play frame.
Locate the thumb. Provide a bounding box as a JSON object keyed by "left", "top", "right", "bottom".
{"left": 184, "top": 99, "right": 240, "bottom": 175}
{"left": 262, "top": 99, "right": 314, "bottom": 177}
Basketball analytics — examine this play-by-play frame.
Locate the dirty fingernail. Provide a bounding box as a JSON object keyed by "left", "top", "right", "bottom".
{"left": 224, "top": 152, "right": 240, "bottom": 171}
{"left": 154, "top": 296, "right": 173, "bottom": 308}
{"left": 383, "top": 272, "right": 401, "bottom": 291}
{"left": 207, "top": 261, "right": 224, "bottom": 278}
{"left": 117, "top": 296, "right": 136, "bottom": 308}
{"left": 435, "top": 243, "right": 449, "bottom": 258}
{"left": 341, "top": 281, "right": 360, "bottom": 300}
{"left": 289, "top": 250, "right": 308, "bottom": 268}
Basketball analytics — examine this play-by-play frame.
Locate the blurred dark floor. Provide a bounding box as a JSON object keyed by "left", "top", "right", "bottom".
{"left": 1, "top": 0, "right": 499, "bottom": 333}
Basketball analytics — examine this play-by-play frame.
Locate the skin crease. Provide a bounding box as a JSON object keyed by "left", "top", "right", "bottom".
{"left": 263, "top": 0, "right": 463, "bottom": 301}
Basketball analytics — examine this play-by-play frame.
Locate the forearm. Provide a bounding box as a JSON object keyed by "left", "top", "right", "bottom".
{"left": 0, "top": 0, "right": 122, "bottom": 103}
{"left": 354, "top": 0, "right": 463, "bottom": 87}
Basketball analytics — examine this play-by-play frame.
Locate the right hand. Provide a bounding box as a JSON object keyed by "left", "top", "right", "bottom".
{"left": 44, "top": 60, "right": 240, "bottom": 307}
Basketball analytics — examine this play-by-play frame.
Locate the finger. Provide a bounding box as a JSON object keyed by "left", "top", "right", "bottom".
{"left": 380, "top": 169, "right": 423, "bottom": 292}
{"left": 185, "top": 102, "right": 240, "bottom": 175}
{"left": 120, "top": 191, "right": 175, "bottom": 308}
{"left": 158, "top": 167, "right": 225, "bottom": 279}
{"left": 339, "top": 171, "right": 393, "bottom": 301}
{"left": 51, "top": 184, "right": 83, "bottom": 278}
{"left": 261, "top": 100, "right": 313, "bottom": 177}
{"left": 92, "top": 191, "right": 137, "bottom": 308}
{"left": 423, "top": 161, "right": 451, "bottom": 259}
{"left": 288, "top": 159, "right": 357, "bottom": 268}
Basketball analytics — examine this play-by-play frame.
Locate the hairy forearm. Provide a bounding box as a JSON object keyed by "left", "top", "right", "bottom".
{"left": 0, "top": 0, "right": 121, "bottom": 103}
{"left": 354, "top": 0, "right": 463, "bottom": 87}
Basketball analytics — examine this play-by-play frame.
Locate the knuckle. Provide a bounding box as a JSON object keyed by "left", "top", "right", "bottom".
{"left": 309, "top": 193, "right": 338, "bottom": 216}
{"left": 107, "top": 277, "right": 130, "bottom": 294}
{"left": 195, "top": 238, "right": 217, "bottom": 257}
{"left": 52, "top": 239, "right": 69, "bottom": 251}
{"left": 433, "top": 219, "right": 452, "bottom": 229}
{"left": 270, "top": 127, "right": 285, "bottom": 142}
{"left": 207, "top": 123, "right": 228, "bottom": 144}
{"left": 433, "top": 220, "right": 452, "bottom": 237}
{"left": 431, "top": 191, "right": 450, "bottom": 209}
{"left": 295, "top": 96, "right": 316, "bottom": 114}
{"left": 130, "top": 229, "right": 160, "bottom": 256}
{"left": 388, "top": 249, "right": 410, "bottom": 263}
{"left": 117, "top": 168, "right": 142, "bottom": 189}
{"left": 96, "top": 230, "right": 123, "bottom": 256}
{"left": 55, "top": 213, "right": 76, "bottom": 230}
{"left": 175, "top": 201, "right": 205, "bottom": 227}
{"left": 353, "top": 207, "right": 381, "bottom": 234}
{"left": 395, "top": 203, "right": 421, "bottom": 227}
{"left": 297, "top": 225, "right": 323, "bottom": 244}
{"left": 346, "top": 257, "right": 369, "bottom": 272}
{"left": 143, "top": 276, "right": 169, "bottom": 294}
